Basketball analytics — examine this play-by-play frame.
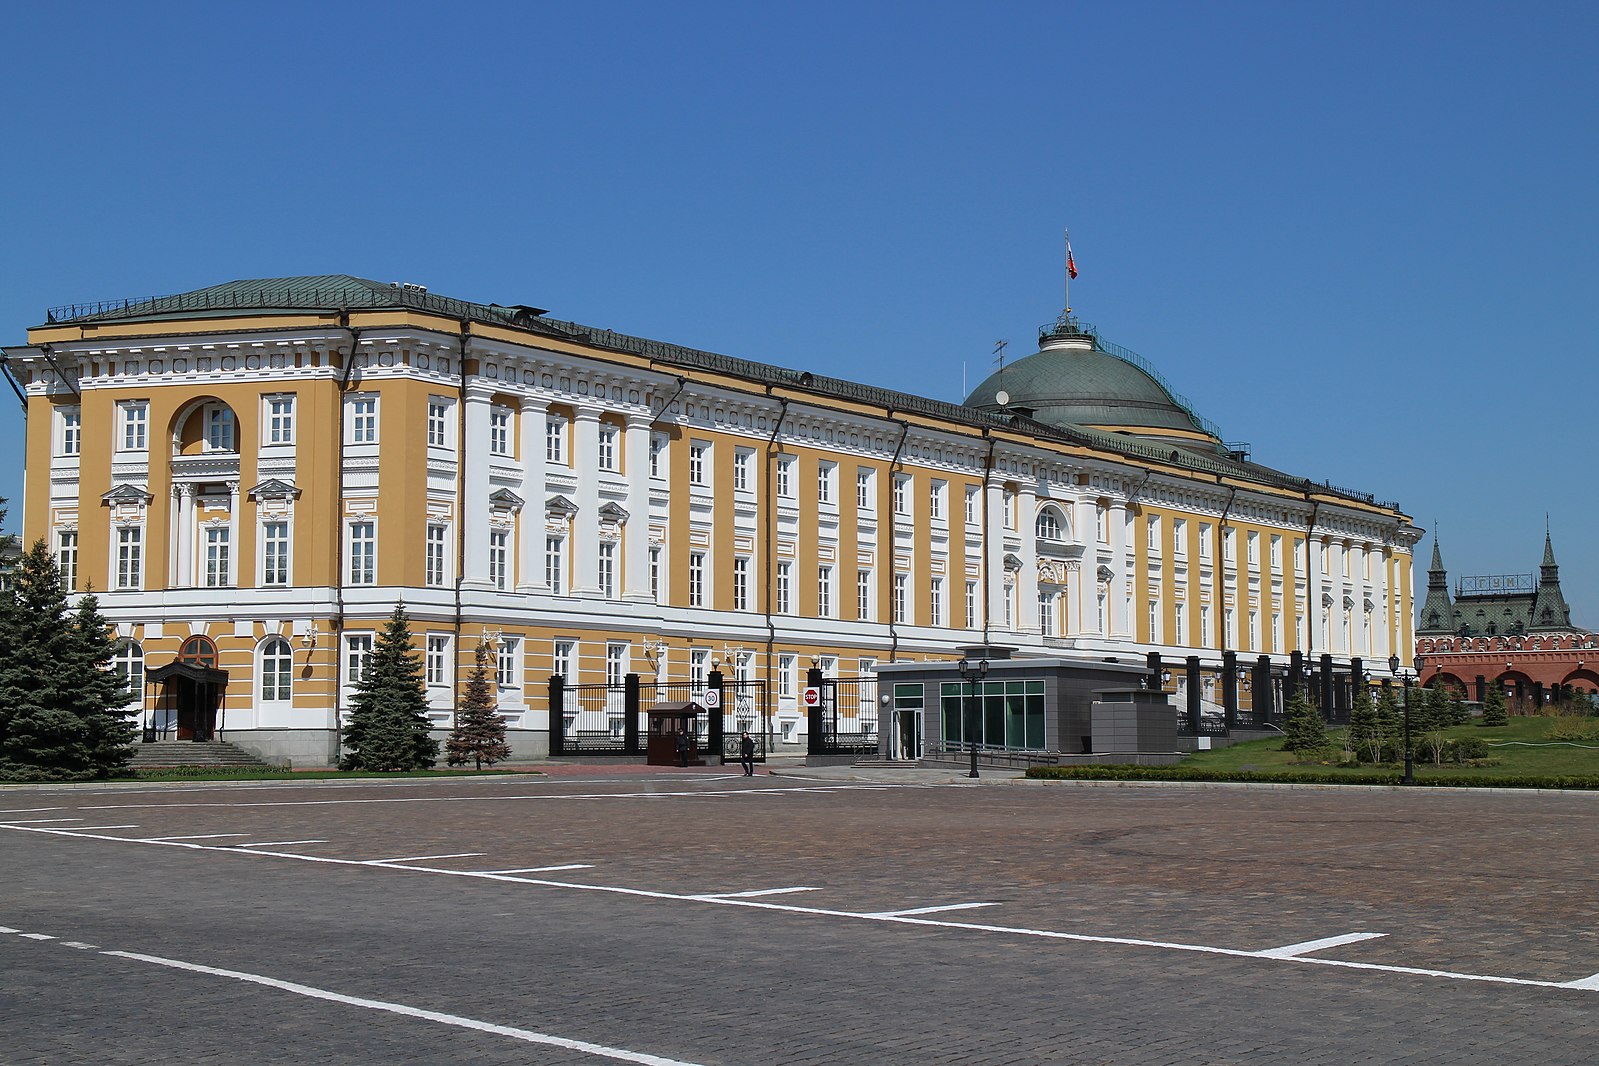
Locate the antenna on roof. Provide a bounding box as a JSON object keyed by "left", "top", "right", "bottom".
{"left": 993, "top": 340, "right": 1009, "bottom": 406}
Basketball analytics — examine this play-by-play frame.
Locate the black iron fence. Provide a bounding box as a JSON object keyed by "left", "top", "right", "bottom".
{"left": 809, "top": 675, "right": 882, "bottom": 758}
{"left": 548, "top": 672, "right": 771, "bottom": 761}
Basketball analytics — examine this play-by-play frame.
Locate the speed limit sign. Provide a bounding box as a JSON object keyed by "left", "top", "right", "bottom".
{"left": 702, "top": 689, "right": 721, "bottom": 709}
{"left": 802, "top": 686, "right": 821, "bottom": 707}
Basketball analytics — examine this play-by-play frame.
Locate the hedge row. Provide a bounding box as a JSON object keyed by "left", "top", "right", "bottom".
{"left": 1022, "top": 765, "right": 1599, "bottom": 790}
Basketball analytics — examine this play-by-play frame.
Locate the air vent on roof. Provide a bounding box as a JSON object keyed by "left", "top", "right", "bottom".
{"left": 390, "top": 282, "right": 428, "bottom": 294}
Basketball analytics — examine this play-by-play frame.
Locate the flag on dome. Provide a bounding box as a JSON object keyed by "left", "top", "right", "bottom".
{"left": 1065, "top": 229, "right": 1078, "bottom": 280}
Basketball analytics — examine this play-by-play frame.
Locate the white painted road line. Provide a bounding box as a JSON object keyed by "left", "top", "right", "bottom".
{"left": 0, "top": 818, "right": 84, "bottom": 825}
{"left": 482, "top": 864, "right": 596, "bottom": 874}
{"left": 62, "top": 941, "right": 98, "bottom": 950}
{"left": 57, "top": 825, "right": 141, "bottom": 832}
{"left": 144, "top": 834, "right": 251, "bottom": 842}
{"left": 230, "top": 840, "right": 329, "bottom": 848}
{"left": 1257, "top": 932, "right": 1388, "bottom": 958}
{"left": 363, "top": 852, "right": 486, "bottom": 865}
{"left": 1561, "top": 972, "right": 1599, "bottom": 990}
{"left": 0, "top": 807, "right": 65, "bottom": 814}
{"left": 0, "top": 926, "right": 19, "bottom": 933}
{"left": 694, "top": 887, "right": 821, "bottom": 899}
{"left": 20, "top": 933, "right": 56, "bottom": 940}
{"left": 100, "top": 949, "right": 706, "bottom": 1065}
{"left": 867, "top": 902, "right": 999, "bottom": 918}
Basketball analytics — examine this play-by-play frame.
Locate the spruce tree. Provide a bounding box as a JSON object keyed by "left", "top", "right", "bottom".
{"left": 1281, "top": 690, "right": 1329, "bottom": 756}
{"left": 339, "top": 606, "right": 438, "bottom": 771}
{"left": 1480, "top": 682, "right": 1509, "bottom": 727}
{"left": 1419, "top": 684, "right": 1453, "bottom": 766}
{"left": 447, "top": 641, "right": 512, "bottom": 769}
{"left": 0, "top": 541, "right": 90, "bottom": 778}
{"left": 66, "top": 591, "right": 138, "bottom": 776}
{"left": 1374, "top": 686, "right": 1403, "bottom": 763}
{"left": 1346, "top": 684, "right": 1378, "bottom": 764}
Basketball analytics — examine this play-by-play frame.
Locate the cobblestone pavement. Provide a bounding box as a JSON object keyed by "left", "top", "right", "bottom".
{"left": 3, "top": 771, "right": 1598, "bottom": 1064}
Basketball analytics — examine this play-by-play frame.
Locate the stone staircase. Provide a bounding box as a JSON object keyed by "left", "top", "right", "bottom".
{"left": 130, "top": 740, "right": 271, "bottom": 769}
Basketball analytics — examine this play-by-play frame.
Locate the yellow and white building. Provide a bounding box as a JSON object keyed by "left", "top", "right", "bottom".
{"left": 2, "top": 276, "right": 1419, "bottom": 765}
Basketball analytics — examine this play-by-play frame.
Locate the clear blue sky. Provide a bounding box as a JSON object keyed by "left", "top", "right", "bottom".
{"left": 3, "top": 1, "right": 1596, "bottom": 623}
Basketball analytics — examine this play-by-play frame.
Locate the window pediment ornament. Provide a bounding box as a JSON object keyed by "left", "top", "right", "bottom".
{"left": 489, "top": 488, "right": 525, "bottom": 513}
{"left": 101, "top": 484, "right": 153, "bottom": 506}
{"left": 247, "top": 478, "right": 301, "bottom": 502}
{"left": 1096, "top": 564, "right": 1116, "bottom": 584}
{"left": 1003, "top": 552, "right": 1024, "bottom": 573}
{"left": 545, "top": 494, "right": 578, "bottom": 518}
{"left": 1037, "top": 559, "right": 1064, "bottom": 585}
{"left": 598, "top": 501, "right": 629, "bottom": 525}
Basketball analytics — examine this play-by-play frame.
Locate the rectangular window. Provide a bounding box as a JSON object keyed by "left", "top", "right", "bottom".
{"left": 489, "top": 529, "right": 509, "bottom": 590}
{"left": 930, "top": 577, "right": 944, "bottom": 626}
{"left": 605, "top": 642, "right": 627, "bottom": 687}
{"left": 857, "top": 569, "right": 873, "bottom": 621}
{"left": 265, "top": 396, "right": 293, "bottom": 446}
{"left": 689, "top": 552, "right": 705, "bottom": 607}
{"left": 350, "top": 397, "right": 378, "bottom": 444}
{"left": 545, "top": 537, "right": 565, "bottom": 594}
{"left": 1201, "top": 605, "right": 1212, "bottom": 648}
{"left": 817, "top": 565, "right": 833, "bottom": 618}
{"left": 776, "top": 561, "right": 792, "bottom": 614}
{"left": 649, "top": 433, "right": 665, "bottom": 478}
{"left": 115, "top": 527, "right": 142, "bottom": 589}
{"left": 1200, "top": 523, "right": 1212, "bottom": 560}
{"left": 599, "top": 542, "right": 616, "bottom": 599}
{"left": 690, "top": 649, "right": 709, "bottom": 692}
{"left": 598, "top": 425, "right": 618, "bottom": 471}
{"left": 1250, "top": 610, "right": 1261, "bottom": 649}
{"left": 893, "top": 475, "right": 909, "bottom": 515}
{"left": 1271, "top": 534, "right": 1283, "bottom": 568}
{"left": 1224, "top": 528, "right": 1236, "bottom": 562}
{"left": 1003, "top": 489, "right": 1016, "bottom": 529}
{"left": 207, "top": 406, "right": 236, "bottom": 451}
{"left": 965, "top": 581, "right": 978, "bottom": 629}
{"left": 1173, "top": 602, "right": 1186, "bottom": 645}
{"left": 497, "top": 637, "right": 520, "bottom": 688}
{"left": 348, "top": 522, "right": 376, "bottom": 585}
{"left": 734, "top": 448, "right": 753, "bottom": 491}
{"left": 1248, "top": 530, "right": 1260, "bottom": 565}
{"left": 966, "top": 486, "right": 980, "bottom": 526}
{"left": 857, "top": 468, "right": 873, "bottom": 509}
{"left": 546, "top": 416, "right": 567, "bottom": 463}
{"left": 61, "top": 408, "right": 81, "bottom": 456}
{"left": 1173, "top": 518, "right": 1187, "bottom": 557}
{"left": 427, "top": 400, "right": 450, "bottom": 447}
{"left": 1149, "top": 600, "right": 1160, "bottom": 643}
{"left": 1147, "top": 515, "right": 1160, "bottom": 552}
{"left": 261, "top": 640, "right": 292, "bottom": 702}
{"left": 425, "top": 525, "right": 447, "bottom": 587}
{"left": 894, "top": 573, "right": 908, "bottom": 623}
{"left": 778, "top": 654, "right": 796, "bottom": 698}
{"left": 57, "top": 531, "right": 78, "bottom": 592}
{"left": 929, "top": 480, "right": 945, "bottom": 521}
{"left": 817, "top": 461, "right": 835, "bottom": 504}
{"left": 776, "top": 457, "right": 794, "bottom": 499}
{"left": 649, "top": 546, "right": 661, "bottom": 602}
{"left": 262, "top": 521, "right": 289, "bottom": 586}
{"left": 489, "top": 407, "right": 511, "bottom": 456}
{"left": 1039, "top": 591, "right": 1055, "bottom": 636}
{"left": 1272, "top": 612, "right": 1283, "bottom": 653}
{"left": 204, "top": 528, "right": 230, "bottom": 588}
{"left": 1004, "top": 586, "right": 1014, "bottom": 629}
{"left": 689, "top": 441, "right": 708, "bottom": 486}
{"left": 121, "top": 401, "right": 149, "bottom": 451}
{"left": 426, "top": 635, "right": 451, "bottom": 687}
{"left": 346, "top": 634, "right": 374, "bottom": 687}
{"left": 732, "top": 557, "right": 748, "bottom": 611}
{"left": 553, "top": 640, "right": 574, "bottom": 680}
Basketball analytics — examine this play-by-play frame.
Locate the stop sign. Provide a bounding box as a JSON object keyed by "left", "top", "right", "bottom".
{"left": 802, "top": 686, "right": 821, "bottom": 707}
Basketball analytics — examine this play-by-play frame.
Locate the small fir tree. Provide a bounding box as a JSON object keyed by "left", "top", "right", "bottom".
{"left": 1281, "top": 690, "right": 1329, "bottom": 757}
{"left": 1346, "top": 684, "right": 1378, "bottom": 763}
{"left": 340, "top": 606, "right": 438, "bottom": 771}
{"left": 66, "top": 591, "right": 137, "bottom": 777}
{"left": 1419, "top": 684, "right": 1453, "bottom": 766}
{"left": 446, "top": 642, "right": 512, "bottom": 769}
{"left": 1480, "top": 682, "right": 1509, "bottom": 727}
{"left": 1374, "top": 687, "right": 1403, "bottom": 763}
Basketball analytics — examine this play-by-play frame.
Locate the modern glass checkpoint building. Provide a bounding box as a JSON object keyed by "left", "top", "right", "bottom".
{"left": 2, "top": 275, "right": 1419, "bottom": 765}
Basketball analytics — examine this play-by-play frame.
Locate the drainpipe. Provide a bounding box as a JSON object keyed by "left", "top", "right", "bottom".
{"left": 762, "top": 393, "right": 789, "bottom": 699}
{"left": 980, "top": 429, "right": 996, "bottom": 648}
{"left": 885, "top": 414, "right": 909, "bottom": 662}
{"left": 453, "top": 320, "right": 471, "bottom": 716}
{"left": 1304, "top": 486, "right": 1321, "bottom": 665}
{"left": 332, "top": 313, "right": 362, "bottom": 761}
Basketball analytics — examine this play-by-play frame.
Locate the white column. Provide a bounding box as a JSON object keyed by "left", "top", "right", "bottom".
{"left": 461, "top": 386, "right": 494, "bottom": 590}
{"left": 984, "top": 478, "right": 1006, "bottom": 633}
{"left": 1018, "top": 483, "right": 1040, "bottom": 633}
{"left": 1307, "top": 534, "right": 1324, "bottom": 653}
{"left": 1064, "top": 561, "right": 1081, "bottom": 636}
{"left": 226, "top": 481, "right": 241, "bottom": 587}
{"left": 570, "top": 406, "right": 602, "bottom": 595}
{"left": 516, "top": 397, "right": 548, "bottom": 593}
{"left": 622, "top": 412, "right": 652, "bottom": 602}
{"left": 1109, "top": 500, "right": 1129, "bottom": 637}
{"left": 174, "top": 484, "right": 194, "bottom": 588}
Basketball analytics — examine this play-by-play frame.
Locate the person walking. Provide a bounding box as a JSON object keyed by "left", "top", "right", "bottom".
{"left": 739, "top": 731, "right": 756, "bottom": 776}
{"left": 676, "top": 727, "right": 692, "bottom": 768}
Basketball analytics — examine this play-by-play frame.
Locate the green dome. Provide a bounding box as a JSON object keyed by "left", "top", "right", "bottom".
{"left": 964, "top": 328, "right": 1219, "bottom": 442}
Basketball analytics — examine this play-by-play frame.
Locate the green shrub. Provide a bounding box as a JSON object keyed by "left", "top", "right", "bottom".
{"left": 1022, "top": 764, "right": 1599, "bottom": 789}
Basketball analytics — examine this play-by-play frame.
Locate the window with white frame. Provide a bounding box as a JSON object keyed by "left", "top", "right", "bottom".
{"left": 1248, "top": 530, "right": 1260, "bottom": 565}
{"left": 1003, "top": 586, "right": 1014, "bottom": 629}
{"left": 346, "top": 634, "right": 374, "bottom": 688}
{"left": 1224, "top": 527, "right": 1236, "bottom": 562}
{"left": 599, "top": 541, "right": 617, "bottom": 599}
{"left": 1272, "top": 612, "right": 1283, "bottom": 652}
{"left": 1039, "top": 591, "right": 1056, "bottom": 636}
{"left": 496, "top": 637, "right": 520, "bottom": 688}
{"left": 489, "top": 529, "right": 510, "bottom": 590}
{"left": 426, "top": 635, "right": 451, "bottom": 687}
{"left": 1200, "top": 523, "right": 1212, "bottom": 561}
{"left": 894, "top": 573, "right": 908, "bottom": 623}
{"left": 817, "top": 461, "right": 835, "bottom": 504}
{"left": 260, "top": 637, "right": 293, "bottom": 702}
{"left": 262, "top": 521, "right": 290, "bottom": 586}
{"left": 113, "top": 640, "right": 143, "bottom": 701}
{"left": 203, "top": 527, "right": 230, "bottom": 588}
{"left": 59, "top": 407, "right": 81, "bottom": 456}
{"left": 1201, "top": 605, "right": 1212, "bottom": 648}
{"left": 857, "top": 569, "right": 873, "bottom": 620}
{"left": 649, "top": 433, "right": 665, "bottom": 478}
{"left": 1003, "top": 489, "right": 1016, "bottom": 529}
{"left": 857, "top": 468, "right": 873, "bottom": 509}
{"left": 598, "top": 424, "right": 618, "bottom": 471}
{"left": 489, "top": 406, "right": 511, "bottom": 456}
{"left": 553, "top": 639, "right": 574, "bottom": 680}
{"left": 734, "top": 448, "right": 753, "bottom": 491}
{"left": 689, "top": 552, "right": 706, "bottom": 607}
{"left": 264, "top": 396, "right": 293, "bottom": 446}
{"left": 776, "top": 561, "right": 792, "bottom": 614}
{"left": 1250, "top": 609, "right": 1261, "bottom": 649}
{"left": 1036, "top": 508, "right": 1063, "bottom": 540}
{"left": 778, "top": 654, "right": 796, "bottom": 698}
{"left": 56, "top": 530, "right": 78, "bottom": 593}
{"left": 425, "top": 524, "right": 447, "bottom": 587}
{"left": 545, "top": 536, "right": 565, "bottom": 594}
{"left": 121, "top": 401, "right": 149, "bottom": 451}
{"left": 348, "top": 397, "right": 376, "bottom": 445}
{"left": 1148, "top": 599, "right": 1160, "bottom": 643}
{"left": 605, "top": 642, "right": 627, "bottom": 687}
{"left": 649, "top": 546, "right": 661, "bottom": 602}
{"left": 690, "top": 648, "right": 709, "bottom": 692}
{"left": 776, "top": 457, "right": 794, "bottom": 498}
{"left": 1174, "top": 602, "right": 1186, "bottom": 644}
{"left": 1097, "top": 503, "right": 1108, "bottom": 543}
{"left": 930, "top": 577, "right": 944, "bottom": 626}
{"left": 546, "top": 415, "right": 567, "bottom": 463}
{"left": 115, "top": 526, "right": 142, "bottom": 589}
{"left": 1226, "top": 606, "right": 1236, "bottom": 647}
{"left": 965, "top": 581, "right": 978, "bottom": 629}
{"left": 1147, "top": 515, "right": 1161, "bottom": 552}
{"left": 1173, "top": 518, "right": 1187, "bottom": 557}
{"left": 348, "top": 522, "right": 376, "bottom": 585}
{"left": 1271, "top": 534, "right": 1282, "bottom": 568}
{"left": 929, "top": 480, "right": 945, "bottom": 521}
{"left": 819, "top": 654, "right": 838, "bottom": 680}
{"left": 689, "top": 441, "right": 708, "bottom": 486}
{"left": 732, "top": 557, "right": 748, "bottom": 611}
{"left": 206, "top": 404, "right": 237, "bottom": 451}
{"left": 965, "top": 485, "right": 980, "bottom": 525}
{"left": 893, "top": 475, "right": 909, "bottom": 515}
{"left": 817, "top": 565, "right": 834, "bottom": 617}
{"left": 427, "top": 399, "right": 451, "bottom": 447}
{"left": 1097, "top": 592, "right": 1107, "bottom": 634}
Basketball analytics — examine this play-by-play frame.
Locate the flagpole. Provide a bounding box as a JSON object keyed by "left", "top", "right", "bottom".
{"left": 1063, "top": 228, "right": 1070, "bottom": 313}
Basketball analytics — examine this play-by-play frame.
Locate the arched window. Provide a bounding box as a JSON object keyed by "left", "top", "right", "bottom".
{"left": 260, "top": 637, "right": 293, "bottom": 702}
{"left": 1035, "top": 506, "right": 1067, "bottom": 541}
{"left": 113, "top": 640, "right": 144, "bottom": 699}
{"left": 205, "top": 404, "right": 236, "bottom": 452}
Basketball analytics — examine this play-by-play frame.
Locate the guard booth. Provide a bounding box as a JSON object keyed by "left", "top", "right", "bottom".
{"left": 647, "top": 701, "right": 706, "bottom": 766}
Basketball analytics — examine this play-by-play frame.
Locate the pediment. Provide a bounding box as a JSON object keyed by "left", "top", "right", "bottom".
{"left": 247, "top": 478, "right": 301, "bottom": 502}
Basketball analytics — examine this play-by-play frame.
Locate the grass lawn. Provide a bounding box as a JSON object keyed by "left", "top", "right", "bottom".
{"left": 114, "top": 767, "right": 545, "bottom": 783}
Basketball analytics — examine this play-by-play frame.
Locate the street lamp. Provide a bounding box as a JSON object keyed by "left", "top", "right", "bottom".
{"left": 1389, "top": 654, "right": 1414, "bottom": 785}
{"left": 956, "top": 656, "right": 988, "bottom": 779}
